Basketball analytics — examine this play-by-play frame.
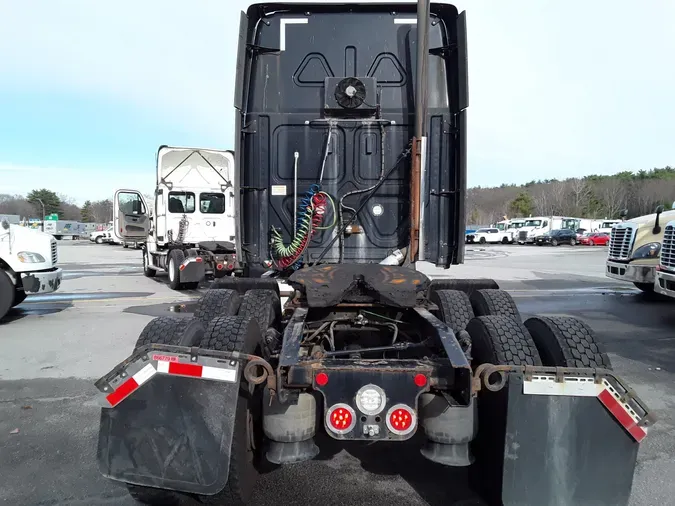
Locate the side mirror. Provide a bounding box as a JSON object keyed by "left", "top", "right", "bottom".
{"left": 653, "top": 205, "right": 665, "bottom": 234}
{"left": 1, "top": 219, "right": 9, "bottom": 230}
{"left": 132, "top": 200, "right": 143, "bottom": 215}
{"left": 619, "top": 209, "right": 628, "bottom": 218}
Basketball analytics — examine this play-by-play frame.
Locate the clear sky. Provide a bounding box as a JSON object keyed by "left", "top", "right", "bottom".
{"left": 1, "top": 0, "right": 673, "bottom": 205}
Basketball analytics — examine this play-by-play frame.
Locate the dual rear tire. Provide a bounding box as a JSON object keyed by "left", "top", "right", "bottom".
{"left": 431, "top": 287, "right": 611, "bottom": 369}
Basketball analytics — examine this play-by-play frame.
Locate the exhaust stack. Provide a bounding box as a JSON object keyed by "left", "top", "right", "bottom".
{"left": 410, "top": 0, "right": 430, "bottom": 263}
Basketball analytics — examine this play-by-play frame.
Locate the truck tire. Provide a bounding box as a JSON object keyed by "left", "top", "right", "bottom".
{"left": 466, "top": 315, "right": 542, "bottom": 367}
{"left": 198, "top": 316, "right": 263, "bottom": 505}
{"left": 469, "top": 289, "right": 521, "bottom": 322}
{"left": 237, "top": 289, "right": 281, "bottom": 333}
{"left": 127, "top": 316, "right": 206, "bottom": 505}
{"left": 501, "top": 237, "right": 509, "bottom": 244}
{"left": 135, "top": 316, "right": 206, "bottom": 349}
{"left": 429, "top": 289, "right": 474, "bottom": 333}
{"left": 479, "top": 237, "right": 486, "bottom": 244}
{"left": 467, "top": 316, "right": 542, "bottom": 505}
{"left": 12, "top": 289, "right": 27, "bottom": 308}
{"left": 142, "top": 249, "right": 156, "bottom": 278}
{"left": 0, "top": 270, "right": 14, "bottom": 321}
{"left": 524, "top": 316, "right": 612, "bottom": 369}
{"left": 167, "top": 249, "right": 185, "bottom": 290}
{"left": 194, "top": 289, "right": 241, "bottom": 325}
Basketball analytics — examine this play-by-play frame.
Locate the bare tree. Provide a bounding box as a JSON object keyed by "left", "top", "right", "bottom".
{"left": 568, "top": 178, "right": 591, "bottom": 215}
{"left": 599, "top": 179, "right": 627, "bottom": 218}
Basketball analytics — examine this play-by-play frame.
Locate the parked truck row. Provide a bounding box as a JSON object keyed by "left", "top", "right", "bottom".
{"left": 605, "top": 203, "right": 675, "bottom": 294}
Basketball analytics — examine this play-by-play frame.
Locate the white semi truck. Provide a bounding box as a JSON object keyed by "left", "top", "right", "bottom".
{"left": 0, "top": 218, "right": 63, "bottom": 320}
{"left": 113, "top": 145, "right": 237, "bottom": 290}
{"left": 516, "top": 216, "right": 582, "bottom": 244}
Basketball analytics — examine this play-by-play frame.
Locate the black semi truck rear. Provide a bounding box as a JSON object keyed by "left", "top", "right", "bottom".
{"left": 94, "top": 3, "right": 653, "bottom": 505}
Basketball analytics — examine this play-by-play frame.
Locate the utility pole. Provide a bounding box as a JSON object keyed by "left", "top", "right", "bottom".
{"left": 36, "top": 198, "right": 45, "bottom": 232}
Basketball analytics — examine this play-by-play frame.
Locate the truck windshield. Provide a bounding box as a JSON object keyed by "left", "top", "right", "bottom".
{"left": 200, "top": 193, "right": 225, "bottom": 214}
{"left": 509, "top": 222, "right": 525, "bottom": 229}
{"left": 495, "top": 223, "right": 506, "bottom": 231}
{"left": 524, "top": 220, "right": 542, "bottom": 227}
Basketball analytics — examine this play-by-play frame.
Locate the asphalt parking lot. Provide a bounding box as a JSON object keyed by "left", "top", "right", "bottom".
{"left": 1, "top": 241, "right": 674, "bottom": 506}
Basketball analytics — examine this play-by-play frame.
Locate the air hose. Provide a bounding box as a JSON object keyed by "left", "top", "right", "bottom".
{"left": 270, "top": 188, "right": 335, "bottom": 269}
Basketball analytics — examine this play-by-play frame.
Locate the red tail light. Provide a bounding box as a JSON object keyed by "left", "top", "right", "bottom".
{"left": 217, "top": 263, "right": 223, "bottom": 270}
{"left": 195, "top": 257, "right": 203, "bottom": 263}
{"left": 414, "top": 373, "right": 427, "bottom": 387}
{"left": 315, "top": 372, "right": 329, "bottom": 386}
{"left": 325, "top": 403, "right": 356, "bottom": 434}
{"left": 386, "top": 404, "right": 417, "bottom": 436}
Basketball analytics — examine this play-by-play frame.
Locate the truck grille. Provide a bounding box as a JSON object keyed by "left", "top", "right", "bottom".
{"left": 518, "top": 230, "right": 528, "bottom": 241}
{"left": 660, "top": 222, "right": 675, "bottom": 270}
{"left": 51, "top": 240, "right": 58, "bottom": 265}
{"left": 607, "top": 224, "right": 635, "bottom": 260}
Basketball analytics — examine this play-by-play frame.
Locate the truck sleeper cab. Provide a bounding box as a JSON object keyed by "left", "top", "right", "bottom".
{"left": 606, "top": 207, "right": 675, "bottom": 292}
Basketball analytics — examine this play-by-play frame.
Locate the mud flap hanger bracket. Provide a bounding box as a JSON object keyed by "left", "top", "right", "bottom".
{"left": 472, "top": 363, "right": 656, "bottom": 441}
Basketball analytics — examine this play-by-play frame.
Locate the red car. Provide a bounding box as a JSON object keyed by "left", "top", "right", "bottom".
{"left": 580, "top": 232, "right": 609, "bottom": 246}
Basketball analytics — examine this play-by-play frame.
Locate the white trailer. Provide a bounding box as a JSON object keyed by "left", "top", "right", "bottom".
{"left": 516, "top": 216, "right": 581, "bottom": 244}
{"left": 113, "top": 146, "right": 237, "bottom": 290}
{"left": 44, "top": 220, "right": 87, "bottom": 240}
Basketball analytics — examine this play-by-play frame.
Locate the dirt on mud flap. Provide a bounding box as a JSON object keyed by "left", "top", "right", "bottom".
{"left": 473, "top": 364, "right": 654, "bottom": 506}
{"left": 95, "top": 344, "right": 272, "bottom": 495}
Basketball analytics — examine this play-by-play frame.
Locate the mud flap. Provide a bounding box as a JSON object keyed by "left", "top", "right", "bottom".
{"left": 97, "top": 373, "right": 240, "bottom": 495}
{"left": 179, "top": 258, "right": 206, "bottom": 283}
{"left": 499, "top": 374, "right": 639, "bottom": 506}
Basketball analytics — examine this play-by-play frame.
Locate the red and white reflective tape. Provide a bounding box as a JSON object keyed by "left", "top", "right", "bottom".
{"left": 104, "top": 356, "right": 237, "bottom": 407}
{"left": 155, "top": 358, "right": 237, "bottom": 382}
{"left": 524, "top": 375, "right": 647, "bottom": 442}
{"left": 105, "top": 363, "right": 157, "bottom": 407}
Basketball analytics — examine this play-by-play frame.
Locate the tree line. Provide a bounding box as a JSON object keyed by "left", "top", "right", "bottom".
{"left": 467, "top": 166, "right": 675, "bottom": 226}
{"left": 0, "top": 189, "right": 112, "bottom": 223}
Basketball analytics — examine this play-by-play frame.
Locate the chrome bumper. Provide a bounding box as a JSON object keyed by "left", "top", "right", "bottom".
{"left": 655, "top": 268, "right": 675, "bottom": 298}
{"left": 605, "top": 261, "right": 654, "bottom": 284}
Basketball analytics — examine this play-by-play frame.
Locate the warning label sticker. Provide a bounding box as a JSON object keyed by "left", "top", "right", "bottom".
{"left": 271, "top": 185, "right": 287, "bottom": 196}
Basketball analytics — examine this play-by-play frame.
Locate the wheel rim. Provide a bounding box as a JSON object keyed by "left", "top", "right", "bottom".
{"left": 169, "top": 258, "right": 175, "bottom": 281}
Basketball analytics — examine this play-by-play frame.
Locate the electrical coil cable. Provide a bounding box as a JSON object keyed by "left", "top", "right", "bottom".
{"left": 270, "top": 191, "right": 333, "bottom": 269}
{"left": 166, "top": 214, "right": 189, "bottom": 244}
{"left": 270, "top": 127, "right": 336, "bottom": 270}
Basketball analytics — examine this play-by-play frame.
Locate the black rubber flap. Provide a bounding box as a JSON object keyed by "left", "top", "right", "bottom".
{"left": 500, "top": 375, "right": 639, "bottom": 506}
{"left": 97, "top": 375, "right": 238, "bottom": 495}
